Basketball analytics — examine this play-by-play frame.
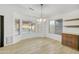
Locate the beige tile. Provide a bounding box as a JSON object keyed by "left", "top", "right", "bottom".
{"left": 0, "top": 37, "right": 79, "bottom": 54}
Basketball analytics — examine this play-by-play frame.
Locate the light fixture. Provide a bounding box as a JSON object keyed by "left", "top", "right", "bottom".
{"left": 37, "top": 4, "right": 46, "bottom": 23}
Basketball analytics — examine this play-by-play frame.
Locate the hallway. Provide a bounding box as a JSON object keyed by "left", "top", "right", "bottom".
{"left": 0, "top": 37, "right": 79, "bottom": 54}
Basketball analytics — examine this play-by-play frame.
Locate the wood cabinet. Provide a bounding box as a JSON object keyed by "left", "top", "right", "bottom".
{"left": 62, "top": 33, "right": 79, "bottom": 50}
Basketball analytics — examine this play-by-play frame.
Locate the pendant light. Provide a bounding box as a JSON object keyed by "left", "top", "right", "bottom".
{"left": 37, "top": 4, "right": 46, "bottom": 23}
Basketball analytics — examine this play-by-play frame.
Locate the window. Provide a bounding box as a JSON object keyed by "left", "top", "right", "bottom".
{"left": 55, "top": 19, "right": 63, "bottom": 35}
{"left": 49, "top": 20, "right": 55, "bottom": 33}
{"left": 15, "top": 19, "right": 20, "bottom": 35}
{"left": 49, "top": 19, "right": 63, "bottom": 35}
{"left": 22, "top": 21, "right": 36, "bottom": 33}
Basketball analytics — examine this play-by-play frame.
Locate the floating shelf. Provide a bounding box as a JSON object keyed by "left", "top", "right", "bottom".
{"left": 64, "top": 18, "right": 79, "bottom": 28}
{"left": 64, "top": 25, "right": 79, "bottom": 27}
{"left": 65, "top": 18, "right": 79, "bottom": 21}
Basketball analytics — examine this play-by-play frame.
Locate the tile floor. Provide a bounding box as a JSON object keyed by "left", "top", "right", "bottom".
{"left": 0, "top": 37, "right": 79, "bottom": 54}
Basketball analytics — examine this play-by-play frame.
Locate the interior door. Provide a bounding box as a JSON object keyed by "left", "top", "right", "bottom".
{"left": 0, "top": 15, "right": 4, "bottom": 47}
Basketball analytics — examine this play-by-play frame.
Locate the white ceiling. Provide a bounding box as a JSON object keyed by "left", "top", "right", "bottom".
{"left": 20, "top": 4, "right": 79, "bottom": 18}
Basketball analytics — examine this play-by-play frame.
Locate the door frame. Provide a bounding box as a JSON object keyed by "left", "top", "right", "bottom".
{"left": 0, "top": 15, "right": 4, "bottom": 47}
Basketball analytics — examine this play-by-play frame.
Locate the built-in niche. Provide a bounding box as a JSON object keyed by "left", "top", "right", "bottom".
{"left": 49, "top": 19, "right": 63, "bottom": 35}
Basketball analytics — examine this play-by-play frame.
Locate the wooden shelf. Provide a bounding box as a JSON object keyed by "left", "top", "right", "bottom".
{"left": 64, "top": 18, "right": 79, "bottom": 27}
{"left": 65, "top": 18, "right": 79, "bottom": 21}
{"left": 64, "top": 25, "right": 79, "bottom": 27}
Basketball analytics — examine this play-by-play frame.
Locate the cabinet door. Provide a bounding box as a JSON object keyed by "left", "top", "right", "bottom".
{"left": 62, "top": 33, "right": 79, "bottom": 50}
{"left": 62, "top": 33, "right": 68, "bottom": 45}
{"left": 71, "top": 35, "right": 77, "bottom": 49}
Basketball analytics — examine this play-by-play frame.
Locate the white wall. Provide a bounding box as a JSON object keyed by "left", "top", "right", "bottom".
{"left": 46, "top": 9, "right": 79, "bottom": 42}
{"left": 0, "top": 5, "right": 45, "bottom": 46}
{"left": 63, "top": 10, "right": 79, "bottom": 35}
{"left": 1, "top": 5, "right": 79, "bottom": 46}
{"left": 12, "top": 10, "right": 45, "bottom": 45}
{"left": 45, "top": 19, "right": 62, "bottom": 42}
{"left": 0, "top": 5, "right": 15, "bottom": 46}
{"left": 12, "top": 5, "right": 46, "bottom": 46}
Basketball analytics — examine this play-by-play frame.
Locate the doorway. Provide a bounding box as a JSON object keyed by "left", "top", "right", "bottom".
{"left": 0, "top": 15, "right": 4, "bottom": 47}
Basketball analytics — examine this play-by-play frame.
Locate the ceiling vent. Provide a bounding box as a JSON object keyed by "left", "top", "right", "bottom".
{"left": 29, "top": 8, "right": 34, "bottom": 11}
